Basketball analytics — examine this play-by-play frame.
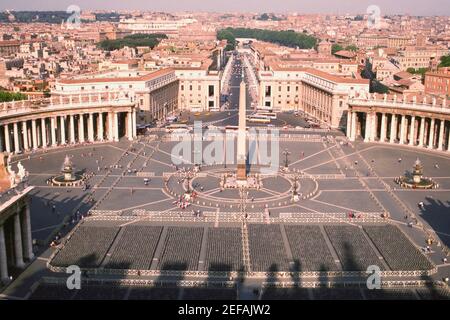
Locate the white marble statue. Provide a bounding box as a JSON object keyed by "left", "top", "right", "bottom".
{"left": 17, "top": 161, "right": 28, "bottom": 181}
{"left": 7, "top": 164, "right": 17, "bottom": 188}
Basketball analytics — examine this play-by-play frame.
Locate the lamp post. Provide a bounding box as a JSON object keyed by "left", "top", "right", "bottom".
{"left": 282, "top": 148, "right": 291, "bottom": 168}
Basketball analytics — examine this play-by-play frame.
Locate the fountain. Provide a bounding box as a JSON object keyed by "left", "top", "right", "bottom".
{"left": 49, "top": 155, "right": 84, "bottom": 186}
{"left": 394, "top": 159, "right": 437, "bottom": 189}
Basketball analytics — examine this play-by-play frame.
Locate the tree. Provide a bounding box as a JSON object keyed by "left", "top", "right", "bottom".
{"left": 345, "top": 45, "right": 358, "bottom": 52}
{"left": 258, "top": 13, "right": 270, "bottom": 21}
{"left": 406, "top": 67, "right": 428, "bottom": 79}
{"left": 0, "top": 91, "right": 27, "bottom": 102}
{"left": 332, "top": 44, "right": 343, "bottom": 54}
{"left": 439, "top": 55, "right": 450, "bottom": 68}
{"left": 97, "top": 33, "right": 167, "bottom": 51}
{"left": 217, "top": 30, "right": 236, "bottom": 51}
{"left": 217, "top": 28, "right": 317, "bottom": 50}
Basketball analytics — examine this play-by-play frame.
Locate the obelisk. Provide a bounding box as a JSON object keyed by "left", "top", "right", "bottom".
{"left": 237, "top": 76, "right": 247, "bottom": 181}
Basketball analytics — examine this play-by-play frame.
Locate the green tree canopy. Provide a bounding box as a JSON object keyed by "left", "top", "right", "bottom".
{"left": 217, "top": 28, "right": 317, "bottom": 50}
{"left": 439, "top": 55, "right": 450, "bottom": 68}
{"left": 332, "top": 44, "right": 343, "bottom": 54}
{"left": 0, "top": 91, "right": 27, "bottom": 102}
{"left": 97, "top": 33, "right": 167, "bottom": 51}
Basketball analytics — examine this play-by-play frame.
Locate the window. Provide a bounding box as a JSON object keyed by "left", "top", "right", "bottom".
{"left": 189, "top": 85, "right": 192, "bottom": 91}
{"left": 208, "top": 85, "right": 214, "bottom": 97}
{"left": 181, "top": 85, "right": 184, "bottom": 90}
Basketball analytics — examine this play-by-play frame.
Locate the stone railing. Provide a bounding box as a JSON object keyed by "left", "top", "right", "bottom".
{"left": 38, "top": 276, "right": 237, "bottom": 289}
{"left": 349, "top": 94, "right": 450, "bottom": 115}
{"left": 46, "top": 263, "right": 437, "bottom": 279}
{"left": 278, "top": 212, "right": 387, "bottom": 223}
{"left": 0, "top": 92, "right": 135, "bottom": 119}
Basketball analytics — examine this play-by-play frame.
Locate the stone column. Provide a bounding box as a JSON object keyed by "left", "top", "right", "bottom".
{"left": 108, "top": 112, "right": 114, "bottom": 141}
{"left": 346, "top": 111, "right": 352, "bottom": 138}
{"left": 372, "top": 113, "right": 378, "bottom": 141}
{"left": 22, "top": 121, "right": 29, "bottom": 151}
{"left": 350, "top": 111, "right": 357, "bottom": 141}
{"left": 399, "top": 115, "right": 406, "bottom": 144}
{"left": 409, "top": 116, "right": 416, "bottom": 146}
{"left": 79, "top": 114, "right": 85, "bottom": 143}
{"left": 390, "top": 114, "right": 397, "bottom": 143}
{"left": 380, "top": 113, "right": 387, "bottom": 142}
{"left": 418, "top": 117, "right": 425, "bottom": 147}
{"left": 438, "top": 119, "right": 445, "bottom": 151}
{"left": 0, "top": 225, "right": 9, "bottom": 283}
{"left": 364, "top": 112, "right": 371, "bottom": 142}
{"left": 21, "top": 203, "right": 34, "bottom": 261}
{"left": 113, "top": 112, "right": 119, "bottom": 142}
{"left": 127, "top": 111, "right": 133, "bottom": 140}
{"left": 428, "top": 118, "right": 435, "bottom": 149}
{"left": 41, "top": 118, "right": 47, "bottom": 147}
{"left": 88, "top": 113, "right": 94, "bottom": 142}
{"left": 31, "top": 119, "right": 38, "bottom": 150}
{"left": 0, "top": 126, "right": 3, "bottom": 152}
{"left": 98, "top": 113, "right": 104, "bottom": 141}
{"left": 70, "top": 115, "right": 76, "bottom": 144}
{"left": 13, "top": 122, "right": 20, "bottom": 153}
{"left": 132, "top": 108, "right": 137, "bottom": 138}
{"left": 14, "top": 213, "right": 25, "bottom": 268}
{"left": 4, "top": 124, "right": 11, "bottom": 153}
{"left": 409, "top": 116, "right": 415, "bottom": 146}
{"left": 60, "top": 116, "right": 66, "bottom": 145}
{"left": 447, "top": 126, "right": 450, "bottom": 152}
{"left": 50, "top": 117, "right": 57, "bottom": 146}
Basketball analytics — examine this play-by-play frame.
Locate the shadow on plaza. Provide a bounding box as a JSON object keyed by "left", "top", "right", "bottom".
{"left": 419, "top": 197, "right": 450, "bottom": 248}
{"left": 30, "top": 190, "right": 95, "bottom": 244}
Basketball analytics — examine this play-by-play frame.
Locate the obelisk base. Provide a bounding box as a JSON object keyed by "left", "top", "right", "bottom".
{"left": 237, "top": 162, "right": 246, "bottom": 181}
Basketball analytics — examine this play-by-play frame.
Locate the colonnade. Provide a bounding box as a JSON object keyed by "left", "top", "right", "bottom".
{"left": 347, "top": 110, "right": 450, "bottom": 152}
{"left": 0, "top": 109, "right": 136, "bottom": 154}
{"left": 0, "top": 196, "right": 33, "bottom": 285}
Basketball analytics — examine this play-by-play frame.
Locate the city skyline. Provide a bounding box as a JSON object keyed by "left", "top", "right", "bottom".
{"left": 0, "top": 0, "right": 450, "bottom": 16}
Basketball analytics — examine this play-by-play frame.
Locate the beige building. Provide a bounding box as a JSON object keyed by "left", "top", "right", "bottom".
{"left": 176, "top": 68, "right": 221, "bottom": 112}
{"left": 392, "top": 46, "right": 449, "bottom": 70}
{"left": 258, "top": 67, "right": 369, "bottom": 128}
{"left": 54, "top": 68, "right": 179, "bottom": 124}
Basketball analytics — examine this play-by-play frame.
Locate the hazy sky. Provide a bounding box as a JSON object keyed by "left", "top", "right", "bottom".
{"left": 0, "top": 0, "right": 449, "bottom": 16}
